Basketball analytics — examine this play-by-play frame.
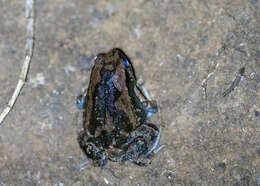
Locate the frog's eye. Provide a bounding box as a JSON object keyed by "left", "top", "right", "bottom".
{"left": 123, "top": 59, "right": 130, "bottom": 68}
{"left": 94, "top": 55, "right": 103, "bottom": 64}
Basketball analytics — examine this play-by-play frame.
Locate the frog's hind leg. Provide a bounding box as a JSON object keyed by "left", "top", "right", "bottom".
{"left": 108, "top": 143, "right": 151, "bottom": 167}
{"left": 107, "top": 150, "right": 127, "bottom": 163}
{"left": 122, "top": 123, "right": 163, "bottom": 166}
{"left": 78, "top": 131, "right": 108, "bottom": 167}
{"left": 144, "top": 125, "right": 163, "bottom": 157}
{"left": 107, "top": 151, "right": 149, "bottom": 167}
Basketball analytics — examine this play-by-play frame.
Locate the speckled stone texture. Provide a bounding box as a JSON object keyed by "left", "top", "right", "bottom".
{"left": 0, "top": 0, "right": 259, "bottom": 185}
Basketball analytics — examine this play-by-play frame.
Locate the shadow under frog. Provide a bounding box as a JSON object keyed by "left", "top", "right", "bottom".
{"left": 77, "top": 48, "right": 162, "bottom": 166}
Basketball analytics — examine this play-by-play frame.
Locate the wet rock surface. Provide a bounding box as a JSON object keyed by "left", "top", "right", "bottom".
{"left": 0, "top": 0, "right": 259, "bottom": 185}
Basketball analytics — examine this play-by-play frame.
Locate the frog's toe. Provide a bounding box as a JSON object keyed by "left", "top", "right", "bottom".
{"left": 146, "top": 106, "right": 158, "bottom": 118}
{"left": 77, "top": 160, "right": 89, "bottom": 170}
{"left": 142, "top": 100, "right": 158, "bottom": 118}
{"left": 93, "top": 153, "right": 108, "bottom": 167}
{"left": 76, "top": 95, "right": 87, "bottom": 110}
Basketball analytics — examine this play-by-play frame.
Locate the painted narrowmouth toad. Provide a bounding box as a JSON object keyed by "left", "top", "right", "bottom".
{"left": 77, "top": 48, "right": 161, "bottom": 166}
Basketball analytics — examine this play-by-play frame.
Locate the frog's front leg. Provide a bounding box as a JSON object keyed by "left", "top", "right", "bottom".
{"left": 77, "top": 131, "right": 108, "bottom": 167}
{"left": 136, "top": 79, "right": 158, "bottom": 117}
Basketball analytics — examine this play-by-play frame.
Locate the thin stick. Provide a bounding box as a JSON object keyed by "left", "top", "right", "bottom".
{"left": 0, "top": 0, "right": 35, "bottom": 125}
{"left": 222, "top": 67, "right": 245, "bottom": 97}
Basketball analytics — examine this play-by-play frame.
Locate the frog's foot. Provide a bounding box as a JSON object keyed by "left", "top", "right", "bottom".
{"left": 78, "top": 131, "right": 108, "bottom": 167}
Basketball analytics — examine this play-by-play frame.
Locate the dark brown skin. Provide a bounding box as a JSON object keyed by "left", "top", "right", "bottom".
{"left": 77, "top": 48, "right": 161, "bottom": 166}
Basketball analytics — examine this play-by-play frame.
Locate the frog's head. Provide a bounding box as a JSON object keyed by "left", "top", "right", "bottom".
{"left": 94, "top": 48, "right": 134, "bottom": 72}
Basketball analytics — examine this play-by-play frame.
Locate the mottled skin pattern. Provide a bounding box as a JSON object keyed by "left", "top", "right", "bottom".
{"left": 77, "top": 48, "right": 161, "bottom": 166}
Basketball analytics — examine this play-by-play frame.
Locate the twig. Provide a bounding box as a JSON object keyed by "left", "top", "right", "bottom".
{"left": 0, "top": 0, "right": 35, "bottom": 125}
{"left": 222, "top": 67, "right": 245, "bottom": 97}
{"left": 201, "top": 63, "right": 219, "bottom": 107}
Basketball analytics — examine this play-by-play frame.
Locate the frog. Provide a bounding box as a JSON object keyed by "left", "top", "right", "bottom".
{"left": 77, "top": 48, "right": 162, "bottom": 167}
